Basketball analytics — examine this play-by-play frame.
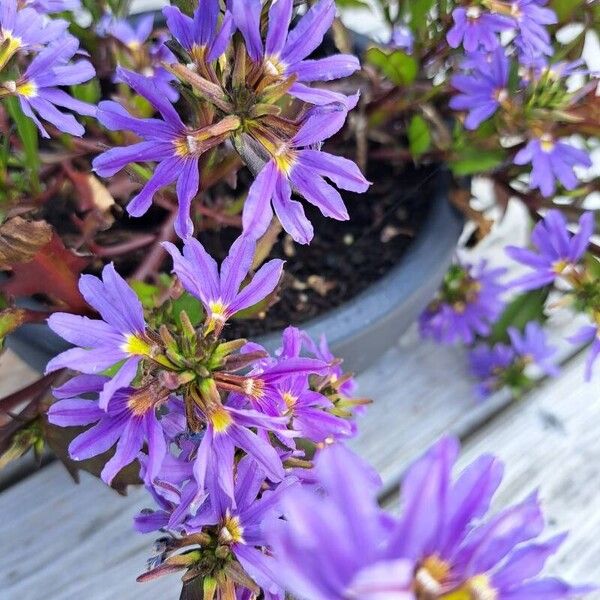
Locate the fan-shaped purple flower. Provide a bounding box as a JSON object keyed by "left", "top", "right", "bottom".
{"left": 45, "top": 263, "right": 150, "bottom": 410}
{"left": 163, "top": 234, "right": 284, "bottom": 335}
{"left": 506, "top": 210, "right": 594, "bottom": 290}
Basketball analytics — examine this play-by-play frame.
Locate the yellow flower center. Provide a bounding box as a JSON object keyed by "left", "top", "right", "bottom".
{"left": 209, "top": 406, "right": 233, "bottom": 433}
{"left": 264, "top": 55, "right": 286, "bottom": 76}
{"left": 552, "top": 259, "right": 569, "bottom": 274}
{"left": 540, "top": 134, "right": 555, "bottom": 153}
{"left": 121, "top": 333, "right": 151, "bottom": 356}
{"left": 274, "top": 148, "right": 296, "bottom": 176}
{"left": 219, "top": 512, "right": 245, "bottom": 544}
{"left": 0, "top": 32, "right": 22, "bottom": 70}
{"left": 16, "top": 80, "right": 37, "bottom": 98}
{"left": 415, "top": 555, "right": 450, "bottom": 597}
{"left": 208, "top": 300, "right": 228, "bottom": 323}
{"left": 283, "top": 392, "right": 297, "bottom": 409}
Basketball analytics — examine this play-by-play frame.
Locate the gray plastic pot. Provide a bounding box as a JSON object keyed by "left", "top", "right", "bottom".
{"left": 6, "top": 170, "right": 462, "bottom": 374}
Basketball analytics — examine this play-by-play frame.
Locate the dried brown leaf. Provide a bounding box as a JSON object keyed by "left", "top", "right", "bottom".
{"left": 0, "top": 217, "right": 52, "bottom": 269}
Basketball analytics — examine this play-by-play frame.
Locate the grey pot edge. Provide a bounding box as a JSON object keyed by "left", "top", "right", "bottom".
{"left": 7, "top": 176, "right": 462, "bottom": 374}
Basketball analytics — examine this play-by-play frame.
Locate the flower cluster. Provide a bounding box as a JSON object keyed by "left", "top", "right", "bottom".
{"left": 268, "top": 436, "right": 592, "bottom": 599}
{"left": 92, "top": 0, "right": 368, "bottom": 238}
{"left": 447, "top": 1, "right": 594, "bottom": 198}
{"left": 0, "top": 0, "right": 95, "bottom": 136}
{"left": 420, "top": 260, "right": 507, "bottom": 345}
{"left": 46, "top": 233, "right": 362, "bottom": 596}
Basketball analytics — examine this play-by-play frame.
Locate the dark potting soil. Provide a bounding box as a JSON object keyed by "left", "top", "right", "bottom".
{"left": 212, "top": 163, "right": 440, "bottom": 340}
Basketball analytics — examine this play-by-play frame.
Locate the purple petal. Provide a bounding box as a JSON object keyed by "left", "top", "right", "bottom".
{"left": 298, "top": 150, "right": 369, "bottom": 192}
{"left": 174, "top": 158, "right": 200, "bottom": 238}
{"left": 163, "top": 237, "right": 220, "bottom": 307}
{"left": 272, "top": 177, "right": 314, "bottom": 244}
{"left": 101, "top": 416, "right": 144, "bottom": 484}
{"left": 220, "top": 234, "right": 256, "bottom": 304}
{"left": 292, "top": 55, "right": 360, "bottom": 82}
{"left": 242, "top": 161, "right": 277, "bottom": 240}
{"left": 98, "top": 356, "right": 141, "bottom": 410}
{"left": 68, "top": 416, "right": 126, "bottom": 461}
{"left": 291, "top": 165, "right": 349, "bottom": 220}
{"left": 48, "top": 398, "right": 104, "bottom": 427}
{"left": 47, "top": 313, "right": 122, "bottom": 348}
{"left": 127, "top": 157, "right": 181, "bottom": 217}
{"left": 232, "top": 0, "right": 263, "bottom": 62}
{"left": 93, "top": 141, "right": 173, "bottom": 178}
{"left": 281, "top": 0, "right": 335, "bottom": 65}
{"left": 265, "top": 0, "right": 293, "bottom": 56}
{"left": 230, "top": 259, "right": 284, "bottom": 313}
{"left": 229, "top": 424, "right": 284, "bottom": 482}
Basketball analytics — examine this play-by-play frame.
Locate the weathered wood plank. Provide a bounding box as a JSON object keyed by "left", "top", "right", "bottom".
{"left": 456, "top": 351, "right": 600, "bottom": 597}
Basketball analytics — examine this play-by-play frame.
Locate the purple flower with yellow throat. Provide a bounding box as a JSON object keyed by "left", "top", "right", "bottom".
{"left": 506, "top": 210, "right": 594, "bottom": 290}
{"left": 163, "top": 234, "right": 284, "bottom": 336}
{"left": 0, "top": 0, "right": 69, "bottom": 70}
{"left": 447, "top": 6, "right": 513, "bottom": 53}
{"left": 93, "top": 67, "right": 240, "bottom": 238}
{"left": 11, "top": 37, "right": 96, "bottom": 137}
{"left": 45, "top": 263, "right": 152, "bottom": 410}
{"left": 48, "top": 376, "right": 168, "bottom": 485}
{"left": 163, "top": 0, "right": 233, "bottom": 64}
{"left": 232, "top": 0, "right": 360, "bottom": 105}
{"left": 450, "top": 47, "right": 510, "bottom": 129}
{"left": 514, "top": 135, "right": 592, "bottom": 198}
{"left": 244, "top": 101, "right": 370, "bottom": 243}
{"left": 268, "top": 437, "right": 593, "bottom": 599}
{"left": 105, "top": 14, "right": 178, "bottom": 103}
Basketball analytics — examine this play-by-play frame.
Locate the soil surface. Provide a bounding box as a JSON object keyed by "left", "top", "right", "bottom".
{"left": 216, "top": 163, "right": 440, "bottom": 339}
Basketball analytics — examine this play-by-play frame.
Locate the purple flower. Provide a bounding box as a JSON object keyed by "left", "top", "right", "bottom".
{"left": 106, "top": 15, "right": 178, "bottom": 102}
{"left": 512, "top": 0, "right": 557, "bottom": 61}
{"left": 509, "top": 321, "right": 559, "bottom": 377}
{"left": 45, "top": 263, "right": 150, "bottom": 410}
{"left": 243, "top": 102, "right": 369, "bottom": 243}
{"left": 514, "top": 135, "right": 592, "bottom": 197}
{"left": 163, "top": 0, "right": 233, "bottom": 63}
{"left": 469, "top": 322, "right": 559, "bottom": 399}
{"left": 12, "top": 37, "right": 96, "bottom": 137}
{"left": 163, "top": 234, "right": 284, "bottom": 335}
{"left": 232, "top": 0, "right": 360, "bottom": 104}
{"left": 93, "top": 67, "right": 232, "bottom": 238}
{"left": 450, "top": 48, "right": 509, "bottom": 129}
{"left": 267, "top": 443, "right": 413, "bottom": 600}
{"left": 48, "top": 377, "right": 167, "bottom": 485}
{"left": 186, "top": 459, "right": 296, "bottom": 596}
{"left": 447, "top": 6, "right": 513, "bottom": 53}
{"left": 506, "top": 210, "right": 594, "bottom": 290}
{"left": 192, "top": 400, "right": 289, "bottom": 502}
{"left": 390, "top": 25, "right": 414, "bottom": 53}
{"left": 385, "top": 436, "right": 591, "bottom": 598}
{"left": 420, "top": 261, "right": 507, "bottom": 345}
{"left": 469, "top": 342, "right": 516, "bottom": 398}
{"left": 269, "top": 437, "right": 591, "bottom": 598}
{"left": 569, "top": 324, "right": 600, "bottom": 381}
{"left": 0, "top": 0, "right": 69, "bottom": 67}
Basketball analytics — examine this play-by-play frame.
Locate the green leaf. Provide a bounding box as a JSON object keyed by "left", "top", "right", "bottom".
{"left": 172, "top": 292, "right": 204, "bottom": 329}
{"left": 408, "top": 115, "right": 431, "bottom": 158}
{"left": 584, "top": 254, "right": 600, "bottom": 280}
{"left": 450, "top": 148, "right": 506, "bottom": 176}
{"left": 411, "top": 0, "right": 436, "bottom": 32}
{"left": 488, "top": 288, "right": 550, "bottom": 344}
{"left": 130, "top": 280, "right": 161, "bottom": 309}
{"left": 365, "top": 47, "right": 418, "bottom": 86}
{"left": 550, "top": 0, "right": 585, "bottom": 22}
{"left": 4, "top": 96, "right": 40, "bottom": 191}
{"left": 335, "top": 0, "right": 371, "bottom": 8}
{"left": 71, "top": 80, "right": 101, "bottom": 105}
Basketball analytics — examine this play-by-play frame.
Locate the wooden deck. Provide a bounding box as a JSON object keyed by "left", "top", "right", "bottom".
{"left": 1, "top": 202, "right": 598, "bottom": 598}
